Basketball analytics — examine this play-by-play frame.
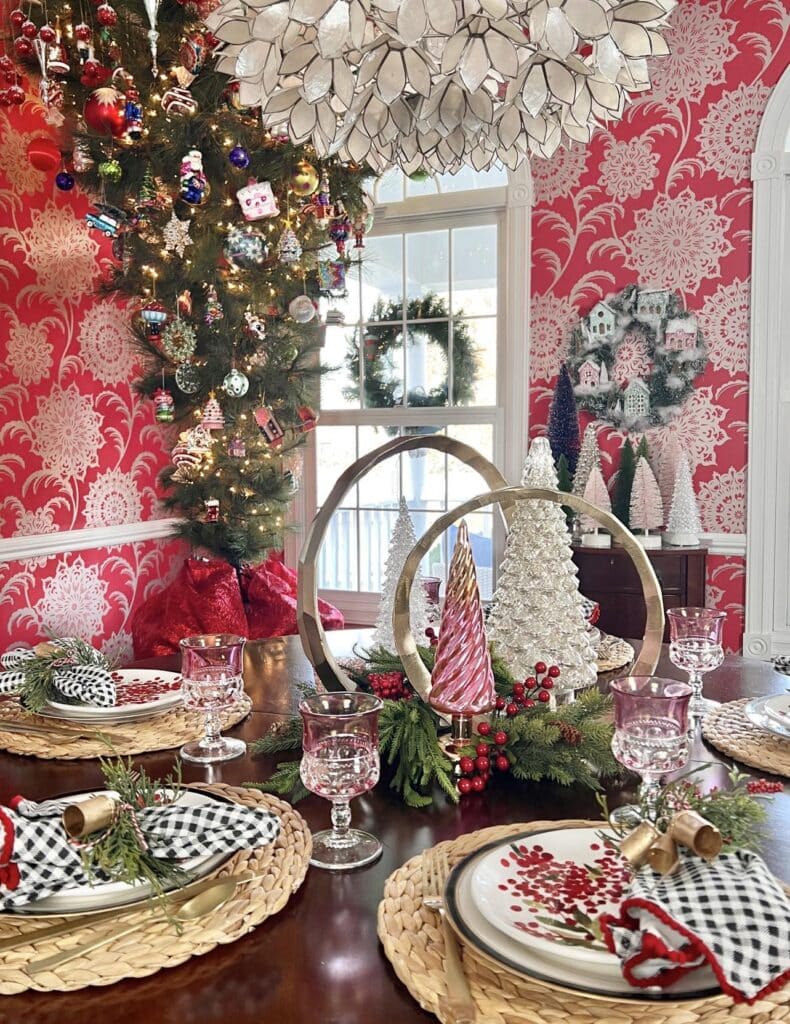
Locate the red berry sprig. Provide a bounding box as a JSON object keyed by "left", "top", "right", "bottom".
{"left": 367, "top": 671, "right": 411, "bottom": 701}
{"left": 456, "top": 722, "right": 510, "bottom": 795}
{"left": 425, "top": 627, "right": 439, "bottom": 648}
{"left": 495, "top": 662, "right": 560, "bottom": 716}
{"left": 746, "top": 778, "right": 784, "bottom": 795}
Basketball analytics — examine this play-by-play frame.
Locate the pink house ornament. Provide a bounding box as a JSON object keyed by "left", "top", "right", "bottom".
{"left": 236, "top": 179, "right": 279, "bottom": 221}
{"left": 664, "top": 318, "right": 699, "bottom": 353}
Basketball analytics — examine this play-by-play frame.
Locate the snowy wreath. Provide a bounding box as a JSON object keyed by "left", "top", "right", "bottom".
{"left": 344, "top": 293, "right": 477, "bottom": 412}
{"left": 567, "top": 284, "right": 707, "bottom": 431}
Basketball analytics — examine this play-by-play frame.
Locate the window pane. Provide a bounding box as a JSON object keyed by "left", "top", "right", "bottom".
{"left": 446, "top": 423, "right": 494, "bottom": 503}
{"left": 406, "top": 325, "right": 448, "bottom": 408}
{"left": 375, "top": 167, "right": 403, "bottom": 204}
{"left": 405, "top": 174, "right": 439, "bottom": 198}
{"left": 360, "top": 235, "right": 402, "bottom": 321}
{"left": 316, "top": 425, "right": 357, "bottom": 507}
{"left": 360, "top": 322, "right": 404, "bottom": 408}
{"left": 454, "top": 317, "right": 496, "bottom": 406}
{"left": 358, "top": 425, "right": 400, "bottom": 507}
{"left": 438, "top": 164, "right": 508, "bottom": 192}
{"left": 406, "top": 230, "right": 449, "bottom": 307}
{"left": 319, "top": 508, "right": 358, "bottom": 591}
{"left": 320, "top": 325, "right": 359, "bottom": 410}
{"left": 400, "top": 438, "right": 446, "bottom": 510}
{"left": 329, "top": 256, "right": 363, "bottom": 326}
{"left": 452, "top": 224, "right": 497, "bottom": 317}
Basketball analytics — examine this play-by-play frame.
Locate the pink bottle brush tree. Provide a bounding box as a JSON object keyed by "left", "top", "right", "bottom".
{"left": 581, "top": 464, "right": 612, "bottom": 548}
{"left": 629, "top": 456, "right": 664, "bottom": 548}
{"left": 429, "top": 520, "right": 495, "bottom": 754}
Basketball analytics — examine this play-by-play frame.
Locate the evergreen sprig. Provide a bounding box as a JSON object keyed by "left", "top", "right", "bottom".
{"left": 18, "top": 639, "right": 110, "bottom": 714}
{"left": 249, "top": 716, "right": 304, "bottom": 757}
{"left": 246, "top": 762, "right": 310, "bottom": 804}
{"left": 378, "top": 699, "right": 458, "bottom": 807}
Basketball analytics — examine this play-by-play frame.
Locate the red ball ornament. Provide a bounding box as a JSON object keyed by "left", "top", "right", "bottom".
{"left": 26, "top": 136, "right": 60, "bottom": 170}
{"left": 459, "top": 756, "right": 475, "bottom": 775}
{"left": 3, "top": 70, "right": 15, "bottom": 84}
{"left": 474, "top": 756, "right": 490, "bottom": 773}
{"left": 38, "top": 22, "right": 56, "bottom": 42}
{"left": 513, "top": 682, "right": 525, "bottom": 697}
{"left": 534, "top": 661, "right": 547, "bottom": 674}
{"left": 495, "top": 755, "right": 510, "bottom": 772}
{"left": 494, "top": 731, "right": 508, "bottom": 746}
{"left": 10, "top": 8, "right": 25, "bottom": 28}
{"left": 537, "top": 690, "right": 551, "bottom": 703}
{"left": 8, "top": 83, "right": 24, "bottom": 105}
{"left": 475, "top": 743, "right": 489, "bottom": 757}
{"left": 457, "top": 777, "right": 473, "bottom": 795}
{"left": 548, "top": 665, "right": 561, "bottom": 678}
{"left": 20, "top": 19, "right": 38, "bottom": 38}
{"left": 524, "top": 699, "right": 535, "bottom": 709}
{"left": 541, "top": 678, "right": 554, "bottom": 690}
{"left": 0, "top": 56, "right": 12, "bottom": 72}
{"left": 495, "top": 696, "right": 506, "bottom": 711}
{"left": 83, "top": 85, "right": 126, "bottom": 137}
{"left": 477, "top": 722, "right": 491, "bottom": 737}
{"left": 471, "top": 776, "right": 486, "bottom": 793}
{"left": 506, "top": 702, "right": 519, "bottom": 717}
{"left": 75, "top": 22, "right": 92, "bottom": 40}
{"left": 13, "top": 36, "right": 32, "bottom": 57}
{"left": 96, "top": 3, "right": 118, "bottom": 26}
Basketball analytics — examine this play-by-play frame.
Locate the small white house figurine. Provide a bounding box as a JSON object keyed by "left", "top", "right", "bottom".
{"left": 664, "top": 317, "right": 698, "bottom": 353}
{"left": 636, "top": 288, "right": 672, "bottom": 326}
{"left": 623, "top": 377, "right": 650, "bottom": 419}
{"left": 584, "top": 300, "right": 617, "bottom": 344}
{"left": 578, "top": 358, "right": 600, "bottom": 388}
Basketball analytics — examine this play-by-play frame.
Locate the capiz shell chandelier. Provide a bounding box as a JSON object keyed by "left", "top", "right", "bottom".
{"left": 206, "top": 0, "right": 676, "bottom": 174}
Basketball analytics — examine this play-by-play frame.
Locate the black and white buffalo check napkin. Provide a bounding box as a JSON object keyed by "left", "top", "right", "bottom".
{"left": 0, "top": 794, "right": 280, "bottom": 909}
{"left": 600, "top": 850, "right": 790, "bottom": 1003}
{"left": 0, "top": 642, "right": 116, "bottom": 707}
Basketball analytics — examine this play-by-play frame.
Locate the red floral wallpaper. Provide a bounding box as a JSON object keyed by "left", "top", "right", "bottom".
{"left": 0, "top": 96, "right": 178, "bottom": 660}
{"left": 528, "top": 0, "right": 789, "bottom": 653}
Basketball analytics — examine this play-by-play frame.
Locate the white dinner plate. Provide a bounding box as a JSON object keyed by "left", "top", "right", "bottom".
{"left": 40, "top": 669, "right": 183, "bottom": 723}
{"left": 763, "top": 694, "right": 790, "bottom": 729}
{"left": 470, "top": 827, "right": 630, "bottom": 967}
{"left": 13, "top": 788, "right": 231, "bottom": 916}
{"left": 744, "top": 696, "right": 790, "bottom": 741}
{"left": 445, "top": 831, "right": 720, "bottom": 1000}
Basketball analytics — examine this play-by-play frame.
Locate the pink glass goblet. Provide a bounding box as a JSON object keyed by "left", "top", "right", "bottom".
{"left": 667, "top": 607, "right": 726, "bottom": 717}
{"left": 299, "top": 691, "right": 382, "bottom": 870}
{"left": 180, "top": 634, "right": 246, "bottom": 765}
{"left": 609, "top": 676, "right": 692, "bottom": 827}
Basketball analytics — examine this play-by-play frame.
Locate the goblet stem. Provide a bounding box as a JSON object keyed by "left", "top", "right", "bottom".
{"left": 203, "top": 706, "right": 221, "bottom": 748}
{"left": 687, "top": 670, "right": 705, "bottom": 717}
{"left": 328, "top": 800, "right": 353, "bottom": 848}
{"left": 638, "top": 775, "right": 662, "bottom": 823}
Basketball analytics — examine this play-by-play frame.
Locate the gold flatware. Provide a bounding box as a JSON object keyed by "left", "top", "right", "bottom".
{"left": 421, "top": 847, "right": 476, "bottom": 1024}
{"left": 25, "top": 878, "right": 238, "bottom": 975}
{"left": 0, "top": 870, "right": 254, "bottom": 957}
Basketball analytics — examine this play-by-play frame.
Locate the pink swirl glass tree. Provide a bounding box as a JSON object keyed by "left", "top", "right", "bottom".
{"left": 429, "top": 520, "right": 496, "bottom": 754}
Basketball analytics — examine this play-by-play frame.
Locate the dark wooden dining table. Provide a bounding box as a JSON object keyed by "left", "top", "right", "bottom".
{"left": 0, "top": 631, "right": 787, "bottom": 1024}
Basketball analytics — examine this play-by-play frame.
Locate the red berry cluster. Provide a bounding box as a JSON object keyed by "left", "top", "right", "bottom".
{"left": 367, "top": 672, "right": 411, "bottom": 701}
{"left": 425, "top": 627, "right": 439, "bottom": 648}
{"left": 493, "top": 661, "right": 560, "bottom": 717}
{"left": 457, "top": 722, "right": 510, "bottom": 795}
{"left": 746, "top": 778, "right": 784, "bottom": 795}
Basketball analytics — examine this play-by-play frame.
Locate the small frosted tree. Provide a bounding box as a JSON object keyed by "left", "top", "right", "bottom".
{"left": 665, "top": 456, "right": 701, "bottom": 546}
{"left": 371, "top": 496, "right": 431, "bottom": 653}
{"left": 629, "top": 456, "right": 664, "bottom": 547}
{"left": 658, "top": 432, "right": 682, "bottom": 523}
{"left": 581, "top": 465, "right": 612, "bottom": 547}
{"left": 548, "top": 365, "right": 581, "bottom": 475}
{"left": 486, "top": 437, "right": 597, "bottom": 692}
{"left": 573, "top": 423, "right": 602, "bottom": 497}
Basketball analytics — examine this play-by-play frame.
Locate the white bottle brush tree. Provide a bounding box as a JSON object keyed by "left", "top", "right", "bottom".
{"left": 486, "top": 437, "right": 597, "bottom": 693}
{"left": 665, "top": 455, "right": 701, "bottom": 546}
{"left": 629, "top": 456, "right": 664, "bottom": 547}
{"left": 581, "top": 464, "right": 612, "bottom": 546}
{"left": 371, "top": 496, "right": 431, "bottom": 654}
{"left": 572, "top": 423, "right": 602, "bottom": 497}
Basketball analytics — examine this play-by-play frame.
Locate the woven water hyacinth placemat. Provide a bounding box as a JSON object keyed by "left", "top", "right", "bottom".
{"left": 377, "top": 820, "right": 790, "bottom": 1024}
{"left": 0, "top": 786, "right": 310, "bottom": 994}
{"left": 702, "top": 699, "right": 790, "bottom": 778}
{"left": 0, "top": 696, "right": 252, "bottom": 760}
{"left": 596, "top": 635, "right": 634, "bottom": 674}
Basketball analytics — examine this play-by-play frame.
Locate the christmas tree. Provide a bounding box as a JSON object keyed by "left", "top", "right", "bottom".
{"left": 665, "top": 455, "right": 702, "bottom": 546}
{"left": 371, "top": 498, "right": 431, "bottom": 654}
{"left": 486, "top": 438, "right": 597, "bottom": 692}
{"left": 9, "top": 2, "right": 370, "bottom": 569}
{"left": 581, "top": 465, "right": 612, "bottom": 547}
{"left": 548, "top": 365, "right": 581, "bottom": 475}
{"left": 629, "top": 456, "right": 664, "bottom": 546}
{"left": 556, "top": 453, "right": 573, "bottom": 527}
{"left": 572, "top": 423, "right": 602, "bottom": 497}
{"left": 658, "top": 432, "right": 682, "bottom": 524}
{"left": 612, "top": 438, "right": 637, "bottom": 526}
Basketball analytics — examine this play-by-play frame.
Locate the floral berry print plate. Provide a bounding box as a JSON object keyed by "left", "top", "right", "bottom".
{"left": 470, "top": 827, "right": 631, "bottom": 966}
{"left": 42, "top": 670, "right": 183, "bottom": 722}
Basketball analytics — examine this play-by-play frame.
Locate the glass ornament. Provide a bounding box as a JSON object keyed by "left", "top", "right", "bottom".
{"left": 229, "top": 144, "right": 250, "bottom": 168}
{"left": 222, "top": 367, "right": 250, "bottom": 398}
{"left": 175, "top": 362, "right": 201, "bottom": 393}
{"left": 288, "top": 295, "right": 316, "bottom": 323}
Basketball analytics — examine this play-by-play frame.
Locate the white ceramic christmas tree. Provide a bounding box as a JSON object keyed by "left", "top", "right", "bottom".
{"left": 657, "top": 432, "right": 681, "bottom": 525}
{"left": 664, "top": 455, "right": 701, "bottom": 546}
{"left": 629, "top": 456, "right": 664, "bottom": 548}
{"left": 572, "top": 423, "right": 602, "bottom": 497}
{"left": 581, "top": 464, "right": 612, "bottom": 548}
{"left": 486, "top": 437, "right": 597, "bottom": 693}
{"left": 371, "top": 496, "right": 431, "bottom": 653}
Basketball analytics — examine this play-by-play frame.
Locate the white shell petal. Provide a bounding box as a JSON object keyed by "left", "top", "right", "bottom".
{"left": 396, "top": 0, "right": 428, "bottom": 46}
{"left": 459, "top": 37, "right": 490, "bottom": 92}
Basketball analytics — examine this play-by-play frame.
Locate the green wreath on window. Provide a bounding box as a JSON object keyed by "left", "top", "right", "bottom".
{"left": 343, "top": 293, "right": 478, "bottom": 411}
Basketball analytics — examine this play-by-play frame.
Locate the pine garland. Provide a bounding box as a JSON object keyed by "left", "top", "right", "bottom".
{"left": 17, "top": 639, "right": 110, "bottom": 714}
{"left": 378, "top": 700, "right": 457, "bottom": 807}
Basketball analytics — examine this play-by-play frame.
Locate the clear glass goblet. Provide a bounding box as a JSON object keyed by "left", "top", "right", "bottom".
{"left": 609, "top": 676, "right": 692, "bottom": 827}
{"left": 180, "top": 634, "right": 247, "bottom": 765}
{"left": 667, "top": 607, "right": 726, "bottom": 717}
{"left": 299, "top": 692, "right": 382, "bottom": 871}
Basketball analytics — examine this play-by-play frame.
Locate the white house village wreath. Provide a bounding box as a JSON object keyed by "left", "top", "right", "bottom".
{"left": 567, "top": 284, "right": 708, "bottom": 431}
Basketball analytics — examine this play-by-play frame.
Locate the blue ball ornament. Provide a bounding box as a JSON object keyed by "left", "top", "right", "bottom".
{"left": 55, "top": 170, "right": 75, "bottom": 191}
{"left": 229, "top": 145, "right": 250, "bottom": 169}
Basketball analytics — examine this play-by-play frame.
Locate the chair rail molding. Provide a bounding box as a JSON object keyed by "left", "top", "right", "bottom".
{"left": 745, "top": 65, "right": 790, "bottom": 659}
{"left": 0, "top": 519, "right": 181, "bottom": 564}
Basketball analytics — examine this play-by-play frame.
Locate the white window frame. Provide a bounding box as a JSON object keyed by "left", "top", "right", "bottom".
{"left": 286, "top": 167, "right": 532, "bottom": 624}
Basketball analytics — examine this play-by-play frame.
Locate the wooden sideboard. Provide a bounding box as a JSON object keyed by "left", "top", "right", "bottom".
{"left": 572, "top": 544, "right": 707, "bottom": 642}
